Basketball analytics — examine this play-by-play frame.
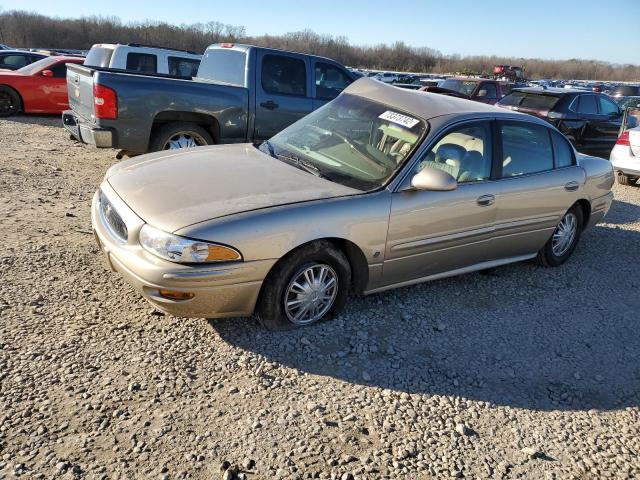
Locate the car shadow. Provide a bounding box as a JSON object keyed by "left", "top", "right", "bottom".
{"left": 1, "top": 114, "right": 61, "bottom": 127}
{"left": 605, "top": 197, "right": 640, "bottom": 225}
{"left": 209, "top": 220, "right": 639, "bottom": 413}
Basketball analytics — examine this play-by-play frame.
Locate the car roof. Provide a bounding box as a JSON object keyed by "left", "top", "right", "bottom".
{"left": 0, "top": 50, "right": 47, "bottom": 56}
{"left": 511, "top": 87, "right": 580, "bottom": 96}
{"left": 344, "top": 77, "right": 523, "bottom": 121}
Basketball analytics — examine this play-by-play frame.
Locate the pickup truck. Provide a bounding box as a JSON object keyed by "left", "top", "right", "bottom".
{"left": 62, "top": 43, "right": 356, "bottom": 154}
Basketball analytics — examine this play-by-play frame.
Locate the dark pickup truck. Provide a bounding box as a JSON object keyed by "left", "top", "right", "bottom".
{"left": 62, "top": 43, "right": 356, "bottom": 154}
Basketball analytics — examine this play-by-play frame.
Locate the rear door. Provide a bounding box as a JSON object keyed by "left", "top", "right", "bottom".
{"left": 254, "top": 50, "right": 313, "bottom": 140}
{"left": 574, "top": 94, "right": 607, "bottom": 147}
{"left": 488, "top": 121, "right": 583, "bottom": 260}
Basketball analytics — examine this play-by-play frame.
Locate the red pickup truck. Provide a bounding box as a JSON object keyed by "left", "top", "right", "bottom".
{"left": 420, "top": 77, "right": 511, "bottom": 105}
{"left": 0, "top": 55, "right": 84, "bottom": 117}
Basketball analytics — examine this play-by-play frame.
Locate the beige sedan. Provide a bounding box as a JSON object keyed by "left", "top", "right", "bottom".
{"left": 92, "top": 78, "right": 614, "bottom": 329}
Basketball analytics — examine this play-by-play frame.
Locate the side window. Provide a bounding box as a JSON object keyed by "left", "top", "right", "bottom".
{"left": 598, "top": 96, "right": 619, "bottom": 116}
{"left": 576, "top": 95, "right": 598, "bottom": 115}
{"left": 126, "top": 53, "right": 157, "bottom": 73}
{"left": 50, "top": 62, "right": 68, "bottom": 78}
{"left": 418, "top": 123, "right": 492, "bottom": 183}
{"left": 478, "top": 83, "right": 498, "bottom": 99}
{"left": 261, "top": 54, "right": 307, "bottom": 96}
{"left": 551, "top": 131, "right": 574, "bottom": 168}
{"left": 168, "top": 57, "right": 200, "bottom": 77}
{"left": 500, "top": 122, "right": 553, "bottom": 177}
{"left": 314, "top": 62, "right": 352, "bottom": 100}
{"left": 0, "top": 55, "right": 28, "bottom": 68}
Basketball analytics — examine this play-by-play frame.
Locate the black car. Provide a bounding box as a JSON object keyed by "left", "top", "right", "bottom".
{"left": 0, "top": 50, "right": 48, "bottom": 71}
{"left": 497, "top": 87, "right": 622, "bottom": 155}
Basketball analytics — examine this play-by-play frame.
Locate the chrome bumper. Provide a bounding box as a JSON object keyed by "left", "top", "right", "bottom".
{"left": 62, "top": 110, "right": 114, "bottom": 148}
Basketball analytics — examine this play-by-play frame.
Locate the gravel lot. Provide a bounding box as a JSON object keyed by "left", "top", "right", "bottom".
{"left": 1, "top": 116, "right": 639, "bottom": 480}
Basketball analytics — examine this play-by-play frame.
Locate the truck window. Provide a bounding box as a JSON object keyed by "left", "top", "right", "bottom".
{"left": 126, "top": 53, "right": 157, "bottom": 73}
{"left": 262, "top": 54, "right": 307, "bottom": 97}
{"left": 168, "top": 57, "right": 200, "bottom": 77}
{"left": 314, "top": 62, "right": 352, "bottom": 100}
{"left": 84, "top": 47, "right": 114, "bottom": 68}
{"left": 196, "top": 48, "right": 247, "bottom": 86}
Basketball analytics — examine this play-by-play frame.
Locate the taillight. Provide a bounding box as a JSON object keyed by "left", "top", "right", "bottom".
{"left": 93, "top": 84, "right": 117, "bottom": 120}
{"left": 616, "top": 131, "right": 630, "bottom": 146}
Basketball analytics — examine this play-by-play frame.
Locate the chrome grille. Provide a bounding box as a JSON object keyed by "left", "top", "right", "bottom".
{"left": 98, "top": 190, "right": 128, "bottom": 242}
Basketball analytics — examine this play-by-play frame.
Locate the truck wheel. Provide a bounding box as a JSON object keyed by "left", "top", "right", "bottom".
{"left": 0, "top": 86, "right": 21, "bottom": 117}
{"left": 149, "top": 122, "right": 213, "bottom": 152}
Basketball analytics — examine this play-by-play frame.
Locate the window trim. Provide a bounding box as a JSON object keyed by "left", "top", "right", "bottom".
{"left": 260, "top": 53, "right": 308, "bottom": 98}
{"left": 496, "top": 119, "right": 555, "bottom": 180}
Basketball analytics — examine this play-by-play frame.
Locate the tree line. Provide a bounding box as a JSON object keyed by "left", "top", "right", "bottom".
{"left": 0, "top": 9, "right": 638, "bottom": 81}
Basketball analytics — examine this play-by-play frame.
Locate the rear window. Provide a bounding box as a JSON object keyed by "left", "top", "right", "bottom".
{"left": 196, "top": 48, "right": 247, "bottom": 87}
{"left": 440, "top": 79, "right": 478, "bottom": 96}
{"left": 498, "top": 91, "right": 526, "bottom": 107}
{"left": 168, "top": 56, "right": 200, "bottom": 77}
{"left": 520, "top": 93, "right": 560, "bottom": 111}
{"left": 84, "top": 47, "right": 114, "bottom": 68}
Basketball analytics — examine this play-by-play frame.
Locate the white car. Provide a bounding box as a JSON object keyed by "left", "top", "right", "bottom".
{"left": 610, "top": 126, "right": 640, "bottom": 185}
{"left": 374, "top": 72, "right": 399, "bottom": 84}
{"left": 83, "top": 43, "right": 201, "bottom": 76}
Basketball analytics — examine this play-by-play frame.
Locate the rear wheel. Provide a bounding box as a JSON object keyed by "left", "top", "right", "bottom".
{"left": 616, "top": 172, "right": 638, "bottom": 186}
{"left": 254, "top": 241, "right": 351, "bottom": 330}
{"left": 0, "top": 86, "right": 20, "bottom": 117}
{"left": 537, "top": 205, "right": 583, "bottom": 267}
{"left": 149, "top": 122, "right": 213, "bottom": 152}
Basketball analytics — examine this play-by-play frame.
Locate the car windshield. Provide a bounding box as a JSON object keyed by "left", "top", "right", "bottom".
{"left": 16, "top": 56, "right": 55, "bottom": 75}
{"left": 440, "top": 79, "right": 478, "bottom": 96}
{"left": 260, "top": 94, "right": 427, "bottom": 191}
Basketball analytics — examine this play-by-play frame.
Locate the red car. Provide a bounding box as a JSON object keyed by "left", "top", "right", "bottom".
{"left": 0, "top": 56, "right": 84, "bottom": 117}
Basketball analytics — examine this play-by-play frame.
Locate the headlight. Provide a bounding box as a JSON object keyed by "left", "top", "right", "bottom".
{"left": 139, "top": 224, "right": 241, "bottom": 263}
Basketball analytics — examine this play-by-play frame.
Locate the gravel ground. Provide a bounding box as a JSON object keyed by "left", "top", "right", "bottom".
{"left": 1, "top": 116, "right": 639, "bottom": 480}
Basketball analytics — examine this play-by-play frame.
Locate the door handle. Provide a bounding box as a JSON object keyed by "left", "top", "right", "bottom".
{"left": 260, "top": 101, "right": 279, "bottom": 110}
{"left": 476, "top": 194, "right": 495, "bottom": 206}
{"left": 564, "top": 181, "right": 579, "bottom": 192}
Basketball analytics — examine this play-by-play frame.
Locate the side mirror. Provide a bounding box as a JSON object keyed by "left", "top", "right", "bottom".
{"left": 409, "top": 166, "right": 458, "bottom": 191}
{"left": 41, "top": 69, "right": 54, "bottom": 77}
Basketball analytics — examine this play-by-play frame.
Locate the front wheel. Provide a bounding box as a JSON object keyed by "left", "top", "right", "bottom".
{"left": 149, "top": 122, "right": 213, "bottom": 152}
{"left": 254, "top": 241, "right": 351, "bottom": 330}
{"left": 537, "top": 205, "right": 583, "bottom": 267}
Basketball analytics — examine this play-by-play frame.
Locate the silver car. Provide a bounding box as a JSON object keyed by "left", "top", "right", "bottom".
{"left": 92, "top": 78, "right": 614, "bottom": 329}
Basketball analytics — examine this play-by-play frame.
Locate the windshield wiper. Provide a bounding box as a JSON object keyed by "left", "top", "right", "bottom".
{"left": 260, "top": 140, "right": 276, "bottom": 158}
{"left": 276, "top": 153, "right": 327, "bottom": 179}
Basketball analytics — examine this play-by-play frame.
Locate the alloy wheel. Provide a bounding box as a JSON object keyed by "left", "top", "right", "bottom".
{"left": 163, "top": 132, "right": 207, "bottom": 150}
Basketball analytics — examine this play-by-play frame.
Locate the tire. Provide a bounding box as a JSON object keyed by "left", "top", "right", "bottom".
{"left": 0, "top": 86, "right": 20, "bottom": 118}
{"left": 149, "top": 122, "right": 213, "bottom": 152}
{"left": 254, "top": 241, "right": 351, "bottom": 330}
{"left": 537, "top": 205, "right": 583, "bottom": 267}
{"left": 616, "top": 172, "right": 637, "bottom": 186}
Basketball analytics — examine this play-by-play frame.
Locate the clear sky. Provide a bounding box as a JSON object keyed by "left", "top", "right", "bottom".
{"left": 1, "top": 0, "right": 638, "bottom": 64}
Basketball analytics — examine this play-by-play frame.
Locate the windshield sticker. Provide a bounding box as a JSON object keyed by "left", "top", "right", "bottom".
{"left": 379, "top": 111, "right": 420, "bottom": 129}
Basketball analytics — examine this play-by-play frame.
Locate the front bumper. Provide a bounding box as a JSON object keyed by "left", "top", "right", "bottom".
{"left": 62, "top": 110, "right": 114, "bottom": 148}
{"left": 91, "top": 183, "right": 276, "bottom": 318}
{"left": 610, "top": 144, "right": 640, "bottom": 176}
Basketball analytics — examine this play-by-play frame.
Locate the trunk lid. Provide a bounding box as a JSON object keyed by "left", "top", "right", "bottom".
{"left": 66, "top": 63, "right": 96, "bottom": 121}
{"left": 106, "top": 143, "right": 360, "bottom": 232}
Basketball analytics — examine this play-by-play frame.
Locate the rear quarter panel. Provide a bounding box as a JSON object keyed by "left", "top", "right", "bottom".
{"left": 577, "top": 154, "right": 614, "bottom": 227}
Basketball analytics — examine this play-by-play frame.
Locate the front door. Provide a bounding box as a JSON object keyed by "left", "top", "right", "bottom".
{"left": 254, "top": 51, "right": 313, "bottom": 140}
{"left": 383, "top": 121, "right": 498, "bottom": 286}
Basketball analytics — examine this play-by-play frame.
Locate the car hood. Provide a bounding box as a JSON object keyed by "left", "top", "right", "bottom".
{"left": 107, "top": 144, "right": 360, "bottom": 232}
